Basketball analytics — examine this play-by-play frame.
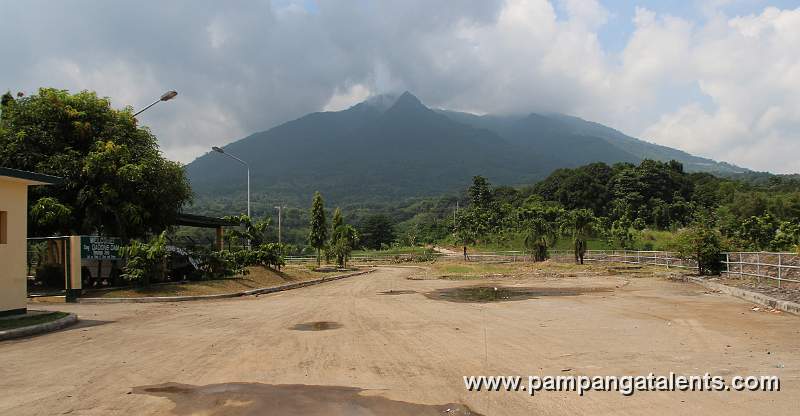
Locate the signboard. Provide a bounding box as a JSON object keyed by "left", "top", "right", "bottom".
{"left": 80, "top": 236, "right": 121, "bottom": 260}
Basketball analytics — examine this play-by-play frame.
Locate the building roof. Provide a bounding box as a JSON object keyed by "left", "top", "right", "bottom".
{"left": 175, "top": 213, "right": 238, "bottom": 228}
{"left": 0, "top": 167, "right": 62, "bottom": 185}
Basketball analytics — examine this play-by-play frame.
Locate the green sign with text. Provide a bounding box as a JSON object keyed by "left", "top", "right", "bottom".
{"left": 80, "top": 236, "right": 121, "bottom": 260}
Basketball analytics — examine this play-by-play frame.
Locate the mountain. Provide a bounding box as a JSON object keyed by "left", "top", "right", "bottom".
{"left": 185, "top": 92, "right": 747, "bottom": 213}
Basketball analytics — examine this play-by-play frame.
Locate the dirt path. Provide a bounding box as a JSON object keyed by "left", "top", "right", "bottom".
{"left": 1, "top": 267, "right": 798, "bottom": 415}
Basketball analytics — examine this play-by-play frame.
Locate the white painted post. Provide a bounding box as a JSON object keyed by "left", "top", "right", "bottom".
{"left": 778, "top": 253, "right": 782, "bottom": 288}
{"left": 756, "top": 252, "right": 761, "bottom": 285}
{"left": 739, "top": 252, "right": 743, "bottom": 279}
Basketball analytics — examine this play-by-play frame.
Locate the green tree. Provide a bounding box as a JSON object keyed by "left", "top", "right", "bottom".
{"left": 608, "top": 217, "right": 635, "bottom": 249}
{"left": 469, "top": 175, "right": 493, "bottom": 209}
{"left": 307, "top": 191, "right": 327, "bottom": 266}
{"left": 223, "top": 214, "right": 271, "bottom": 246}
{"left": 675, "top": 218, "right": 725, "bottom": 275}
{"left": 737, "top": 214, "right": 779, "bottom": 250}
{"left": 331, "top": 224, "right": 359, "bottom": 268}
{"left": 0, "top": 88, "right": 191, "bottom": 238}
{"left": 360, "top": 214, "right": 395, "bottom": 250}
{"left": 563, "top": 209, "right": 596, "bottom": 264}
{"left": 331, "top": 207, "right": 343, "bottom": 234}
{"left": 518, "top": 206, "right": 562, "bottom": 261}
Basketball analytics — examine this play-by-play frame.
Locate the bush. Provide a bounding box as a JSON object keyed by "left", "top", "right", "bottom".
{"left": 119, "top": 232, "right": 168, "bottom": 286}
{"left": 192, "top": 249, "right": 248, "bottom": 279}
{"left": 35, "top": 264, "right": 65, "bottom": 288}
{"left": 251, "top": 243, "right": 285, "bottom": 270}
{"left": 674, "top": 224, "right": 725, "bottom": 275}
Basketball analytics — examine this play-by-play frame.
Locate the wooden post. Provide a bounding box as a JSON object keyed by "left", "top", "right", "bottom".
{"left": 215, "top": 226, "right": 224, "bottom": 251}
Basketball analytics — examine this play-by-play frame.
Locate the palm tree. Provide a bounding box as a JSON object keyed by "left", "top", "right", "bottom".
{"left": 523, "top": 218, "right": 556, "bottom": 262}
{"left": 518, "top": 206, "right": 562, "bottom": 262}
{"left": 566, "top": 209, "right": 596, "bottom": 265}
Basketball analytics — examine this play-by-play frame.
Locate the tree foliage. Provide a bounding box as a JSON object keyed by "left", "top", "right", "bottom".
{"left": 331, "top": 224, "right": 359, "bottom": 268}
{"left": 223, "top": 214, "right": 272, "bottom": 246}
{"left": 563, "top": 209, "right": 596, "bottom": 264}
{"left": 675, "top": 216, "right": 725, "bottom": 275}
{"left": 0, "top": 88, "right": 191, "bottom": 238}
{"left": 119, "top": 231, "right": 168, "bottom": 286}
{"left": 518, "top": 205, "right": 562, "bottom": 261}
{"left": 359, "top": 214, "right": 395, "bottom": 250}
{"left": 307, "top": 191, "right": 327, "bottom": 266}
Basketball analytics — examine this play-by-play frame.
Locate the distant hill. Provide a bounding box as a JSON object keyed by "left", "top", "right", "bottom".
{"left": 184, "top": 92, "right": 747, "bottom": 215}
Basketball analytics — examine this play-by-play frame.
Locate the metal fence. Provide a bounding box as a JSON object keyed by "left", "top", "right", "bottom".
{"left": 290, "top": 249, "right": 800, "bottom": 288}
{"left": 549, "top": 250, "right": 699, "bottom": 269}
{"left": 722, "top": 252, "right": 800, "bottom": 287}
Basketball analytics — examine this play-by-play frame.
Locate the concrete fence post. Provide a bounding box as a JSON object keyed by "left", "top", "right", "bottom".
{"left": 756, "top": 252, "right": 761, "bottom": 285}
{"left": 778, "top": 253, "right": 782, "bottom": 288}
{"left": 739, "top": 252, "right": 743, "bottom": 279}
{"left": 724, "top": 253, "right": 729, "bottom": 275}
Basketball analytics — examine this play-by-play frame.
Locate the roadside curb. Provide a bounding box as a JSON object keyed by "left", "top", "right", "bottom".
{"left": 0, "top": 313, "right": 78, "bottom": 341}
{"left": 77, "top": 269, "right": 376, "bottom": 304}
{"left": 687, "top": 277, "right": 800, "bottom": 316}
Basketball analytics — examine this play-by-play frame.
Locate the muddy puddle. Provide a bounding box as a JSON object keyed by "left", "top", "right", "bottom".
{"left": 290, "top": 321, "right": 342, "bottom": 331}
{"left": 377, "top": 290, "right": 417, "bottom": 295}
{"left": 134, "top": 382, "right": 483, "bottom": 415}
{"left": 426, "top": 285, "right": 611, "bottom": 303}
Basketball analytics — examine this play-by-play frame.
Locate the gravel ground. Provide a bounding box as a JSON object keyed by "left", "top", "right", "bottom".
{"left": 1, "top": 267, "right": 798, "bottom": 415}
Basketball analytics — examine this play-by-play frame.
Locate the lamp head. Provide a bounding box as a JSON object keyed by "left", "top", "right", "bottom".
{"left": 160, "top": 90, "right": 178, "bottom": 101}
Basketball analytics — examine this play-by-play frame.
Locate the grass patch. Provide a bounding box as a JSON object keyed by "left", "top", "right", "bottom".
{"left": 352, "top": 246, "right": 432, "bottom": 256}
{"left": 85, "top": 265, "right": 349, "bottom": 298}
{"left": 0, "top": 312, "right": 68, "bottom": 331}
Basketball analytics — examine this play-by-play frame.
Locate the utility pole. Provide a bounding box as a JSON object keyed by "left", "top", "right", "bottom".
{"left": 274, "top": 205, "right": 285, "bottom": 245}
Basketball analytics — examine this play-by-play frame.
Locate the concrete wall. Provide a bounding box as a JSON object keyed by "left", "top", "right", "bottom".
{"left": 0, "top": 179, "right": 29, "bottom": 315}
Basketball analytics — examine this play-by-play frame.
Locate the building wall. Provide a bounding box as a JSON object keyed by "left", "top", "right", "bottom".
{"left": 0, "top": 179, "right": 28, "bottom": 315}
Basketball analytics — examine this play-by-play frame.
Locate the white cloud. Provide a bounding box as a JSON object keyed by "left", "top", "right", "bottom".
{"left": 2, "top": 1, "right": 799, "bottom": 173}
{"left": 323, "top": 84, "right": 372, "bottom": 111}
{"left": 641, "top": 6, "right": 800, "bottom": 173}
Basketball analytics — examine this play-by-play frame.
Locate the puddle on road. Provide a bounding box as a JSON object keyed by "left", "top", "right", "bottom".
{"left": 134, "top": 382, "right": 483, "bottom": 415}
{"left": 290, "top": 321, "right": 343, "bottom": 331}
{"left": 377, "top": 290, "right": 417, "bottom": 295}
{"left": 426, "top": 286, "right": 610, "bottom": 303}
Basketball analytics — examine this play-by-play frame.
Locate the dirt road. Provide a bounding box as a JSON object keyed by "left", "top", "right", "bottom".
{"left": 1, "top": 267, "right": 798, "bottom": 415}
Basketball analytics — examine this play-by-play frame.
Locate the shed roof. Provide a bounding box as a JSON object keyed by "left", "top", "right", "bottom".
{"left": 0, "top": 167, "right": 62, "bottom": 185}
{"left": 175, "top": 213, "right": 238, "bottom": 228}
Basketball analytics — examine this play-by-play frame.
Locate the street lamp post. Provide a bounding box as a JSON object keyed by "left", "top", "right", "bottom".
{"left": 133, "top": 90, "right": 178, "bottom": 117}
{"left": 212, "top": 146, "right": 251, "bottom": 247}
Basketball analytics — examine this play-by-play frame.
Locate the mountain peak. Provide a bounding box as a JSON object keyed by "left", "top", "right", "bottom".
{"left": 386, "top": 91, "right": 427, "bottom": 113}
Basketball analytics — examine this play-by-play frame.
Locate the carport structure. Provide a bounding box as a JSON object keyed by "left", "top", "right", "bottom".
{"left": 174, "top": 213, "right": 238, "bottom": 250}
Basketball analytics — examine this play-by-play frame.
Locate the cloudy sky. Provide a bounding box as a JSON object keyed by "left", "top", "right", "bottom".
{"left": 2, "top": 0, "right": 799, "bottom": 173}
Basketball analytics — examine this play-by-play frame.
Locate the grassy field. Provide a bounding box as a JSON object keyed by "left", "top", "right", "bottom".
{"left": 436, "top": 228, "right": 678, "bottom": 253}
{"left": 352, "top": 246, "right": 433, "bottom": 256}
{"left": 0, "top": 312, "right": 69, "bottom": 331}
{"left": 84, "top": 265, "right": 350, "bottom": 298}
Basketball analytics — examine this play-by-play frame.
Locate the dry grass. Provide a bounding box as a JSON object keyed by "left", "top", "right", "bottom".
{"left": 422, "top": 258, "right": 670, "bottom": 281}
{"left": 85, "top": 265, "right": 350, "bottom": 298}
